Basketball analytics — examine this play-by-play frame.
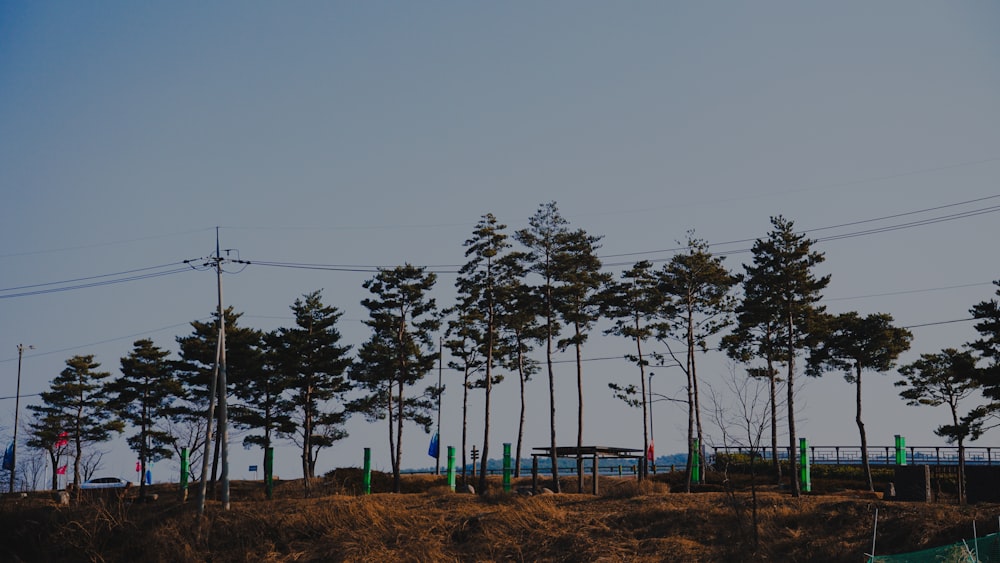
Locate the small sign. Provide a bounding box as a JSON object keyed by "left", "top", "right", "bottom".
{"left": 249, "top": 465, "right": 258, "bottom": 472}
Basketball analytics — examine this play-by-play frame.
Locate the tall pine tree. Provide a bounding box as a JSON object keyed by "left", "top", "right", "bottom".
{"left": 554, "top": 227, "right": 611, "bottom": 492}
{"left": 742, "top": 216, "right": 829, "bottom": 497}
{"left": 351, "top": 265, "right": 440, "bottom": 493}
{"left": 657, "top": 233, "right": 737, "bottom": 490}
{"left": 107, "top": 339, "right": 184, "bottom": 498}
{"left": 515, "top": 201, "right": 569, "bottom": 492}
{"left": 270, "top": 290, "right": 352, "bottom": 497}
{"left": 29, "top": 355, "right": 123, "bottom": 495}
{"left": 807, "top": 312, "right": 911, "bottom": 492}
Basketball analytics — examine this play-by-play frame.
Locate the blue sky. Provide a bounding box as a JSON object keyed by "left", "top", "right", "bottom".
{"left": 2, "top": 2, "right": 999, "bottom": 484}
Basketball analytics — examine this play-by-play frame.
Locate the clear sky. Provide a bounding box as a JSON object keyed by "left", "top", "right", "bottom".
{"left": 2, "top": 2, "right": 999, "bottom": 484}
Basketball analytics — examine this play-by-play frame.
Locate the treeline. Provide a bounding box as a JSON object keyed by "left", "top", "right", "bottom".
{"left": 7, "top": 202, "right": 1000, "bottom": 501}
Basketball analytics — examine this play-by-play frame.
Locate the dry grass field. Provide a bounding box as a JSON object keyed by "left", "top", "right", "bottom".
{"left": 0, "top": 470, "right": 997, "bottom": 562}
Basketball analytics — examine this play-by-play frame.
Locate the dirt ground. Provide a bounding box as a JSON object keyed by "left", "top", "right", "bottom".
{"left": 0, "top": 472, "right": 996, "bottom": 562}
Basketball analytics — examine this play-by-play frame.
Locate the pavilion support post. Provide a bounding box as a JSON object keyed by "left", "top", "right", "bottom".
{"left": 532, "top": 455, "right": 539, "bottom": 494}
{"left": 592, "top": 452, "right": 599, "bottom": 495}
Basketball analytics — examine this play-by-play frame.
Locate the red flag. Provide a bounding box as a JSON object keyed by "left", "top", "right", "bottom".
{"left": 56, "top": 465, "right": 67, "bottom": 475}
{"left": 54, "top": 432, "right": 68, "bottom": 449}
{"left": 135, "top": 460, "right": 141, "bottom": 472}
{"left": 646, "top": 440, "right": 655, "bottom": 462}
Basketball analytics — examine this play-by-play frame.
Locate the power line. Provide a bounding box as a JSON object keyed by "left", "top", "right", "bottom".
{"left": 0, "top": 261, "right": 192, "bottom": 293}
{"left": 0, "top": 228, "right": 214, "bottom": 259}
{"left": 826, "top": 282, "right": 995, "bottom": 302}
{"left": 0, "top": 263, "right": 194, "bottom": 299}
{"left": 0, "top": 319, "right": 211, "bottom": 364}
{"left": 3, "top": 193, "right": 996, "bottom": 298}
{"left": 600, "top": 194, "right": 1000, "bottom": 261}
{"left": 235, "top": 259, "right": 462, "bottom": 274}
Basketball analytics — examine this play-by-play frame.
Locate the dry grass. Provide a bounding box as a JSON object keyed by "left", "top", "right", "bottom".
{"left": 1, "top": 474, "right": 998, "bottom": 562}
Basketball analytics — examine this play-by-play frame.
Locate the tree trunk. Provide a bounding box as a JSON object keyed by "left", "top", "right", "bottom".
{"left": 575, "top": 322, "right": 584, "bottom": 494}
{"left": 855, "top": 364, "right": 873, "bottom": 492}
{"left": 386, "top": 383, "right": 396, "bottom": 489}
{"left": 958, "top": 438, "right": 967, "bottom": 505}
{"left": 515, "top": 337, "right": 527, "bottom": 478}
{"left": 635, "top": 312, "right": 649, "bottom": 481}
{"left": 546, "top": 292, "right": 560, "bottom": 493}
{"left": 394, "top": 380, "right": 405, "bottom": 493}
{"left": 302, "top": 385, "right": 312, "bottom": 497}
{"left": 767, "top": 356, "right": 781, "bottom": 481}
{"left": 478, "top": 309, "right": 495, "bottom": 495}
{"left": 688, "top": 307, "right": 704, "bottom": 485}
{"left": 787, "top": 309, "right": 800, "bottom": 497}
{"left": 685, "top": 366, "right": 695, "bottom": 493}
{"left": 462, "top": 367, "right": 470, "bottom": 483}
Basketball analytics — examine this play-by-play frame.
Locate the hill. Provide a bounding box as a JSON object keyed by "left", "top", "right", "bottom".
{"left": 0, "top": 471, "right": 996, "bottom": 562}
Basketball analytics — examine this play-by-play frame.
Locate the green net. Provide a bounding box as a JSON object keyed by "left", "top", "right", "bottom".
{"left": 871, "top": 532, "right": 1000, "bottom": 562}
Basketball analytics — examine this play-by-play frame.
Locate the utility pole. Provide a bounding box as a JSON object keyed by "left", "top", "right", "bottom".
{"left": 9, "top": 343, "right": 33, "bottom": 494}
{"left": 194, "top": 228, "right": 232, "bottom": 512}
{"left": 435, "top": 336, "right": 443, "bottom": 475}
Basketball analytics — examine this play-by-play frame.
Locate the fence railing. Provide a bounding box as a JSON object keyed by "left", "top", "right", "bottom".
{"left": 712, "top": 445, "right": 1000, "bottom": 466}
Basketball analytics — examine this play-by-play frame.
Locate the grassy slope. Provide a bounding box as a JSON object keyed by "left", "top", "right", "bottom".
{"left": 0, "top": 472, "right": 996, "bottom": 562}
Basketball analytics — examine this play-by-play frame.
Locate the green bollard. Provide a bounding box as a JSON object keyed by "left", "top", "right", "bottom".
{"left": 503, "top": 443, "right": 512, "bottom": 493}
{"left": 895, "top": 435, "right": 906, "bottom": 466}
{"left": 180, "top": 447, "right": 189, "bottom": 501}
{"left": 447, "top": 446, "right": 456, "bottom": 492}
{"left": 692, "top": 438, "right": 700, "bottom": 483}
{"left": 800, "top": 438, "right": 811, "bottom": 493}
{"left": 265, "top": 447, "right": 274, "bottom": 500}
{"left": 363, "top": 448, "right": 372, "bottom": 495}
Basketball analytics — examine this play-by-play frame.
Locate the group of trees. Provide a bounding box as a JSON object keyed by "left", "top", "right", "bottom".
{"left": 7, "top": 202, "right": 1000, "bottom": 501}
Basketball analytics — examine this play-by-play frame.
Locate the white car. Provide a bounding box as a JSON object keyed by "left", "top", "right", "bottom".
{"left": 79, "top": 477, "right": 134, "bottom": 489}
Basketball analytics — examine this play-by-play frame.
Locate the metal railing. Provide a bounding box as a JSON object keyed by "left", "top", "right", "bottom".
{"left": 712, "top": 445, "right": 1000, "bottom": 466}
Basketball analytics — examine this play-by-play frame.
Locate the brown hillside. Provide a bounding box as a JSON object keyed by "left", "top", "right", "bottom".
{"left": 0, "top": 473, "right": 996, "bottom": 562}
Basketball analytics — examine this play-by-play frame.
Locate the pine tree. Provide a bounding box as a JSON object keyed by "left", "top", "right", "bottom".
{"left": 554, "top": 227, "right": 611, "bottom": 492}
{"left": 657, "top": 233, "right": 737, "bottom": 490}
{"left": 970, "top": 280, "right": 1000, "bottom": 399}
{"left": 742, "top": 216, "right": 829, "bottom": 497}
{"left": 26, "top": 412, "right": 72, "bottom": 491}
{"left": 351, "top": 265, "right": 440, "bottom": 493}
{"left": 235, "top": 329, "right": 296, "bottom": 485}
{"left": 455, "top": 214, "right": 512, "bottom": 493}
{"left": 270, "top": 290, "right": 352, "bottom": 496}
{"left": 107, "top": 339, "right": 185, "bottom": 498}
{"left": 28, "top": 355, "right": 123, "bottom": 495}
{"left": 443, "top": 304, "right": 483, "bottom": 483}
{"left": 496, "top": 249, "right": 542, "bottom": 478}
{"left": 515, "top": 201, "right": 569, "bottom": 492}
{"left": 722, "top": 256, "right": 788, "bottom": 481}
{"left": 897, "top": 349, "right": 981, "bottom": 504}
{"left": 807, "top": 312, "right": 912, "bottom": 491}
{"left": 603, "top": 260, "right": 664, "bottom": 479}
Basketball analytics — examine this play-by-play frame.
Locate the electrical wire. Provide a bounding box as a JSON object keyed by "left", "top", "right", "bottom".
{"left": 0, "top": 266, "right": 194, "bottom": 299}
{"left": 0, "top": 319, "right": 212, "bottom": 364}
{"left": 600, "top": 194, "right": 1000, "bottom": 261}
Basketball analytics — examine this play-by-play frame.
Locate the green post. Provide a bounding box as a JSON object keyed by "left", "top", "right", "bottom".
{"left": 180, "top": 447, "right": 189, "bottom": 489}
{"left": 264, "top": 447, "right": 274, "bottom": 500}
{"left": 363, "top": 447, "right": 372, "bottom": 495}
{"left": 895, "top": 435, "right": 906, "bottom": 466}
{"left": 180, "top": 447, "right": 189, "bottom": 501}
{"left": 447, "top": 446, "right": 456, "bottom": 492}
{"left": 691, "top": 438, "right": 700, "bottom": 483}
{"left": 800, "top": 438, "right": 811, "bottom": 493}
{"left": 503, "top": 443, "right": 512, "bottom": 493}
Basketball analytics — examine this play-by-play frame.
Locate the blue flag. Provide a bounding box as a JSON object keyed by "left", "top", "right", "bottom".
{"left": 428, "top": 431, "right": 439, "bottom": 458}
{"left": 2, "top": 442, "right": 12, "bottom": 471}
